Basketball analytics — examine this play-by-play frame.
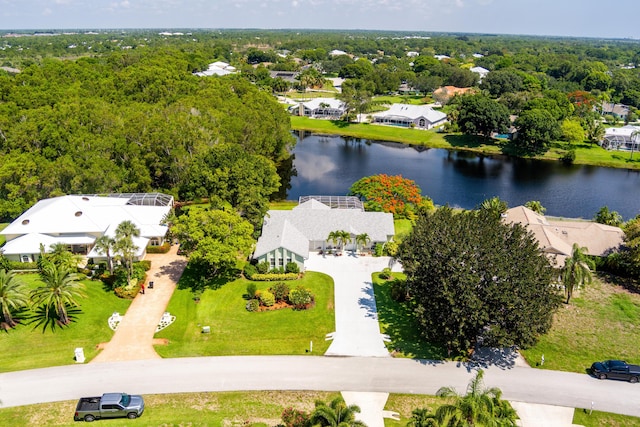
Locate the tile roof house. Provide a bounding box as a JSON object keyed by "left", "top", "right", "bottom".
{"left": 253, "top": 197, "right": 395, "bottom": 270}
{"left": 371, "top": 104, "right": 447, "bottom": 129}
{"left": 502, "top": 206, "right": 624, "bottom": 267}
{"left": 0, "top": 193, "right": 173, "bottom": 263}
{"left": 290, "top": 98, "right": 346, "bottom": 119}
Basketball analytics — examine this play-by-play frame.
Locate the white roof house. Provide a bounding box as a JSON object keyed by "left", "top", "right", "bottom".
{"left": 290, "top": 97, "right": 346, "bottom": 119}
{"left": 253, "top": 198, "right": 394, "bottom": 270}
{"left": 330, "top": 49, "right": 348, "bottom": 56}
{"left": 193, "top": 61, "right": 236, "bottom": 77}
{"left": 470, "top": 66, "right": 490, "bottom": 80}
{"left": 0, "top": 193, "right": 173, "bottom": 263}
{"left": 371, "top": 104, "right": 447, "bottom": 130}
{"left": 600, "top": 125, "right": 640, "bottom": 151}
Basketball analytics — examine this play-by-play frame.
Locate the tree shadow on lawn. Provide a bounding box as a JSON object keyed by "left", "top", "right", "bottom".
{"left": 176, "top": 262, "right": 239, "bottom": 294}
{"left": 373, "top": 280, "right": 447, "bottom": 361}
{"left": 330, "top": 119, "right": 351, "bottom": 128}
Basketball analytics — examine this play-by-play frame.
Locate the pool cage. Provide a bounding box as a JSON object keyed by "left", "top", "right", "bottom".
{"left": 299, "top": 195, "right": 364, "bottom": 211}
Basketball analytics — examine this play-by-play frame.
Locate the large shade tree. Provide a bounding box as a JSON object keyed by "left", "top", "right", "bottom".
{"left": 399, "top": 207, "right": 561, "bottom": 354}
{"left": 172, "top": 208, "right": 254, "bottom": 277}
{"left": 349, "top": 174, "right": 423, "bottom": 219}
{"left": 456, "top": 94, "right": 510, "bottom": 138}
{"left": 0, "top": 269, "right": 29, "bottom": 329}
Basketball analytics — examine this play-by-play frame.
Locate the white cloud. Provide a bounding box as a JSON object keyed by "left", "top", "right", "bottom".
{"left": 42, "top": 7, "right": 52, "bottom": 15}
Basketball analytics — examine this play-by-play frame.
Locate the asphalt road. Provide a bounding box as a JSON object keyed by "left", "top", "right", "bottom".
{"left": 1, "top": 356, "right": 638, "bottom": 417}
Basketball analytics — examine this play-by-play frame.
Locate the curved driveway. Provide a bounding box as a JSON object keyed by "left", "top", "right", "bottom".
{"left": 1, "top": 356, "right": 639, "bottom": 418}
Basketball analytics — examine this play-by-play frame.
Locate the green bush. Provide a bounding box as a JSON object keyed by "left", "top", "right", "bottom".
{"left": 256, "top": 261, "right": 270, "bottom": 274}
{"left": 8, "top": 261, "right": 38, "bottom": 270}
{"left": 289, "top": 286, "right": 314, "bottom": 309}
{"left": 246, "top": 283, "right": 257, "bottom": 299}
{"left": 384, "top": 241, "right": 399, "bottom": 257}
{"left": 389, "top": 278, "right": 408, "bottom": 302}
{"left": 281, "top": 407, "right": 311, "bottom": 427}
{"left": 246, "top": 299, "right": 260, "bottom": 312}
{"left": 285, "top": 262, "right": 300, "bottom": 274}
{"left": 136, "top": 260, "right": 152, "bottom": 271}
{"left": 114, "top": 278, "right": 140, "bottom": 299}
{"left": 374, "top": 243, "right": 384, "bottom": 257}
{"left": 250, "top": 272, "right": 299, "bottom": 281}
{"left": 146, "top": 242, "right": 171, "bottom": 253}
{"left": 259, "top": 290, "right": 275, "bottom": 307}
{"left": 379, "top": 267, "right": 392, "bottom": 280}
{"left": 561, "top": 149, "right": 576, "bottom": 165}
{"left": 269, "top": 282, "right": 290, "bottom": 302}
{"left": 243, "top": 263, "right": 257, "bottom": 279}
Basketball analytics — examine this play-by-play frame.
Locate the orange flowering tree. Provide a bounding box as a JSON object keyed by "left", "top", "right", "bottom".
{"left": 348, "top": 174, "right": 424, "bottom": 219}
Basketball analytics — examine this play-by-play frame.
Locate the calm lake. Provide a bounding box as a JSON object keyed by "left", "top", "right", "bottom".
{"left": 288, "top": 133, "right": 640, "bottom": 220}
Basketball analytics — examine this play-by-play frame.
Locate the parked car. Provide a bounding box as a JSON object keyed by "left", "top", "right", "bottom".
{"left": 590, "top": 360, "right": 640, "bottom": 383}
{"left": 74, "top": 392, "right": 144, "bottom": 422}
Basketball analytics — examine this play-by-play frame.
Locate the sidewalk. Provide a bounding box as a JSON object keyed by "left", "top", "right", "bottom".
{"left": 91, "top": 245, "right": 186, "bottom": 363}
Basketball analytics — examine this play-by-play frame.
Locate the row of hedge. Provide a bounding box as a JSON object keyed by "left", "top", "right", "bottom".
{"left": 146, "top": 242, "right": 171, "bottom": 254}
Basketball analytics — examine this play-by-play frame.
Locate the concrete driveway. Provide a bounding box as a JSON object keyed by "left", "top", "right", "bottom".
{"left": 305, "top": 252, "right": 401, "bottom": 357}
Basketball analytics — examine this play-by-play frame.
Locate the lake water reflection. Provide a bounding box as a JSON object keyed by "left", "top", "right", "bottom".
{"left": 288, "top": 133, "right": 640, "bottom": 220}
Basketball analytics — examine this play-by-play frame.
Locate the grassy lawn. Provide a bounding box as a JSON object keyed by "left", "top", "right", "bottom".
{"left": 291, "top": 117, "right": 640, "bottom": 170}
{"left": 573, "top": 408, "right": 640, "bottom": 426}
{"left": 0, "top": 274, "right": 131, "bottom": 372}
{"left": 154, "top": 272, "right": 335, "bottom": 357}
{"left": 0, "top": 390, "right": 340, "bottom": 427}
{"left": 521, "top": 275, "right": 640, "bottom": 373}
{"left": 394, "top": 219, "right": 413, "bottom": 241}
{"left": 269, "top": 200, "right": 298, "bottom": 210}
{"left": 373, "top": 272, "right": 447, "bottom": 360}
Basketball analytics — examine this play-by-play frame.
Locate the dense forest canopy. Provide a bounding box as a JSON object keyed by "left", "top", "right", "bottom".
{"left": 1, "top": 29, "right": 639, "bottom": 222}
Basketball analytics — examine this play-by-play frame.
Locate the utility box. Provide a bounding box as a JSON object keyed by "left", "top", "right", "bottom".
{"left": 75, "top": 347, "right": 85, "bottom": 363}
{"left": 202, "top": 326, "right": 211, "bottom": 334}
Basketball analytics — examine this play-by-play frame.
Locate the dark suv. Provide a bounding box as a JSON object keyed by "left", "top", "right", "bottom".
{"left": 590, "top": 360, "right": 640, "bottom": 383}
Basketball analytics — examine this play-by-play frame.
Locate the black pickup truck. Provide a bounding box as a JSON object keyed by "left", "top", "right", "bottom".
{"left": 590, "top": 360, "right": 640, "bottom": 383}
{"left": 74, "top": 392, "right": 145, "bottom": 422}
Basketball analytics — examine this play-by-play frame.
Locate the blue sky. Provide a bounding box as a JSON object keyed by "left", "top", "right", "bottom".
{"left": 0, "top": 0, "right": 638, "bottom": 39}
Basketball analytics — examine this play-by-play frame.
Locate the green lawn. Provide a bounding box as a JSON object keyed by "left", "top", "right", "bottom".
{"left": 269, "top": 200, "right": 298, "bottom": 210}
{"left": 372, "top": 272, "right": 447, "bottom": 359}
{"left": 521, "top": 275, "right": 640, "bottom": 373}
{"left": 394, "top": 219, "right": 413, "bottom": 241}
{"left": 154, "top": 272, "right": 335, "bottom": 357}
{"left": 290, "top": 117, "right": 640, "bottom": 170}
{"left": 0, "top": 390, "right": 340, "bottom": 427}
{"left": 573, "top": 408, "right": 640, "bottom": 426}
{"left": 0, "top": 274, "right": 131, "bottom": 372}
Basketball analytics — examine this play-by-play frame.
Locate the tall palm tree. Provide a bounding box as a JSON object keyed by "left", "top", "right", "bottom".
{"left": 31, "top": 263, "right": 86, "bottom": 325}
{"left": 327, "top": 231, "right": 340, "bottom": 251}
{"left": 93, "top": 235, "right": 117, "bottom": 274}
{"left": 435, "top": 369, "right": 518, "bottom": 426}
{"left": 337, "top": 230, "right": 352, "bottom": 252}
{"left": 115, "top": 220, "right": 141, "bottom": 280}
{"left": 561, "top": 243, "right": 593, "bottom": 304}
{"left": 524, "top": 200, "right": 546, "bottom": 215}
{"left": 0, "top": 269, "right": 29, "bottom": 328}
{"left": 311, "top": 396, "right": 366, "bottom": 427}
{"left": 356, "top": 233, "right": 371, "bottom": 253}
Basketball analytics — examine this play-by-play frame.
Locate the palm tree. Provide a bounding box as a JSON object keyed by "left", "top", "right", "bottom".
{"left": 31, "top": 263, "right": 86, "bottom": 325}
{"left": 115, "top": 220, "right": 141, "bottom": 280}
{"left": 0, "top": 269, "right": 29, "bottom": 329}
{"left": 311, "top": 396, "right": 366, "bottom": 427}
{"left": 356, "top": 233, "right": 371, "bottom": 254}
{"left": 479, "top": 197, "right": 508, "bottom": 219}
{"left": 93, "top": 235, "right": 117, "bottom": 274}
{"left": 337, "top": 230, "right": 352, "bottom": 252}
{"left": 327, "top": 231, "right": 340, "bottom": 251}
{"left": 524, "top": 200, "right": 546, "bottom": 215}
{"left": 561, "top": 243, "right": 593, "bottom": 304}
{"left": 435, "top": 369, "right": 518, "bottom": 426}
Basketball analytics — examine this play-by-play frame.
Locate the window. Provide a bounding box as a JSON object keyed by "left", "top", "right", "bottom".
{"left": 269, "top": 258, "right": 275, "bottom": 268}
{"left": 150, "top": 238, "right": 160, "bottom": 246}
{"left": 286, "top": 257, "right": 292, "bottom": 265}
{"left": 21, "top": 255, "right": 30, "bottom": 263}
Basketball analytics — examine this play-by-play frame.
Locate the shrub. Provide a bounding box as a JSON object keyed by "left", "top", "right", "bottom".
{"left": 285, "top": 262, "right": 300, "bottom": 274}
{"left": 246, "top": 299, "right": 260, "bottom": 312}
{"left": 561, "top": 149, "right": 576, "bottom": 165}
{"left": 389, "top": 278, "right": 408, "bottom": 302}
{"left": 249, "top": 272, "right": 299, "bottom": 281}
{"left": 114, "top": 278, "right": 140, "bottom": 299}
{"left": 272, "top": 266, "right": 285, "bottom": 274}
{"left": 289, "top": 286, "right": 314, "bottom": 309}
{"left": 384, "top": 241, "right": 399, "bottom": 257}
{"left": 379, "top": 267, "right": 392, "bottom": 280}
{"left": 374, "top": 243, "right": 384, "bottom": 257}
{"left": 99, "top": 272, "right": 116, "bottom": 287}
{"left": 136, "top": 260, "right": 152, "bottom": 271}
{"left": 146, "top": 242, "right": 171, "bottom": 254}
{"left": 256, "top": 261, "right": 270, "bottom": 274}
{"left": 8, "top": 261, "right": 38, "bottom": 270}
{"left": 243, "top": 263, "right": 257, "bottom": 279}
{"left": 269, "top": 282, "right": 290, "bottom": 302}
{"left": 259, "top": 290, "right": 275, "bottom": 307}
{"left": 281, "top": 407, "right": 311, "bottom": 427}
{"left": 246, "top": 283, "right": 257, "bottom": 299}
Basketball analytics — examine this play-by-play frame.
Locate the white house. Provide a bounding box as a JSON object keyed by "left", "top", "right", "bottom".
{"left": 253, "top": 196, "right": 395, "bottom": 270}
{"left": 330, "top": 49, "right": 348, "bottom": 57}
{"left": 193, "top": 61, "right": 236, "bottom": 77}
{"left": 290, "top": 98, "right": 346, "bottom": 119}
{"left": 470, "top": 66, "right": 490, "bottom": 81}
{"left": 600, "top": 125, "right": 640, "bottom": 151}
{"left": 0, "top": 193, "right": 173, "bottom": 263}
{"left": 371, "top": 104, "right": 447, "bottom": 129}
